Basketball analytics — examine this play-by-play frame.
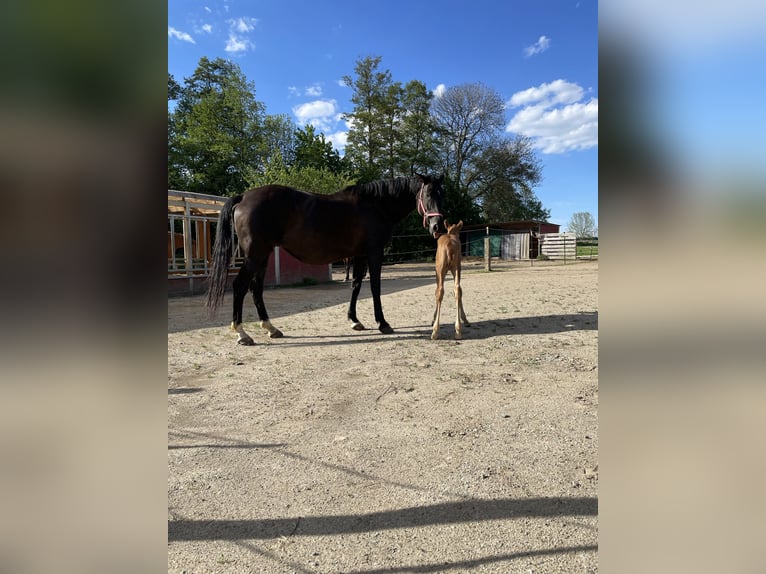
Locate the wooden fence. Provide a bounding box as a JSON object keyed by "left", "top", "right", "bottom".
{"left": 168, "top": 190, "right": 332, "bottom": 295}
{"left": 538, "top": 232, "right": 577, "bottom": 261}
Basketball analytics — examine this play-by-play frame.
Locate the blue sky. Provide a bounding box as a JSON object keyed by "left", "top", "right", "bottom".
{"left": 168, "top": 0, "right": 598, "bottom": 229}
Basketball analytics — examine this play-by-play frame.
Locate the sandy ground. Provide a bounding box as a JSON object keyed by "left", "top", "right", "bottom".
{"left": 168, "top": 259, "right": 598, "bottom": 573}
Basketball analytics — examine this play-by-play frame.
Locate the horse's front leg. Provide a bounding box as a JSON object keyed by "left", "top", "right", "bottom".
{"left": 368, "top": 254, "right": 393, "bottom": 334}
{"left": 431, "top": 275, "right": 444, "bottom": 340}
{"left": 347, "top": 257, "right": 368, "bottom": 331}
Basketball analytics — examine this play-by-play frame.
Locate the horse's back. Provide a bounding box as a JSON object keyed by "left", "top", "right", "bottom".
{"left": 233, "top": 184, "right": 365, "bottom": 263}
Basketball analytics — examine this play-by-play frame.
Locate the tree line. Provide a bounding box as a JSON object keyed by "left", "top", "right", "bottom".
{"left": 168, "top": 55, "right": 550, "bottom": 239}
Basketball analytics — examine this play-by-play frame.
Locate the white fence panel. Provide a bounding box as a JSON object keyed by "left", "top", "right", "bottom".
{"left": 539, "top": 232, "right": 576, "bottom": 260}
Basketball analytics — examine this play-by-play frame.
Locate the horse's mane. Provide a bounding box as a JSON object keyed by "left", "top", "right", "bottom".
{"left": 339, "top": 177, "right": 417, "bottom": 199}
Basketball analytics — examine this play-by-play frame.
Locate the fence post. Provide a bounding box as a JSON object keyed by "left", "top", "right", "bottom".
{"left": 484, "top": 226, "right": 491, "bottom": 272}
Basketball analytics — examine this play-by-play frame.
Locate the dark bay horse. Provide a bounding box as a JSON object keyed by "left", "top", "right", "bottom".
{"left": 205, "top": 174, "right": 445, "bottom": 345}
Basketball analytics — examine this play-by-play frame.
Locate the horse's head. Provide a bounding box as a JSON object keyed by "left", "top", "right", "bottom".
{"left": 415, "top": 173, "right": 445, "bottom": 238}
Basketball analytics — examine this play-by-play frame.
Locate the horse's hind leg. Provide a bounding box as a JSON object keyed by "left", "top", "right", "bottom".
{"left": 452, "top": 269, "right": 463, "bottom": 340}
{"left": 231, "top": 260, "right": 256, "bottom": 345}
{"left": 250, "top": 255, "right": 283, "bottom": 339}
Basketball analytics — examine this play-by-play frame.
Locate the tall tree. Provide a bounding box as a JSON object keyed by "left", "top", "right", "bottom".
{"left": 294, "top": 124, "right": 346, "bottom": 174}
{"left": 168, "top": 74, "right": 184, "bottom": 189}
{"left": 261, "top": 114, "right": 298, "bottom": 168}
{"left": 379, "top": 81, "right": 404, "bottom": 179}
{"left": 342, "top": 56, "right": 394, "bottom": 182}
{"left": 398, "top": 80, "right": 439, "bottom": 176}
{"left": 471, "top": 136, "right": 548, "bottom": 221}
{"left": 431, "top": 83, "right": 506, "bottom": 194}
{"left": 170, "top": 57, "right": 265, "bottom": 195}
{"left": 567, "top": 212, "right": 597, "bottom": 238}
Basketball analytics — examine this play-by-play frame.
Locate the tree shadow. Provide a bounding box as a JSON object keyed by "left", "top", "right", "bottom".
{"left": 168, "top": 387, "right": 203, "bottom": 394}
{"left": 167, "top": 496, "right": 597, "bottom": 541}
{"left": 229, "top": 311, "right": 597, "bottom": 349}
{"left": 463, "top": 311, "right": 598, "bottom": 339}
{"left": 168, "top": 429, "right": 285, "bottom": 451}
{"left": 340, "top": 544, "right": 598, "bottom": 574}
{"left": 168, "top": 275, "right": 436, "bottom": 334}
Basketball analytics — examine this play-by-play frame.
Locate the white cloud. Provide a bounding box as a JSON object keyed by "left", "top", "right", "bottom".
{"left": 201, "top": 24, "right": 212, "bottom": 33}
{"left": 433, "top": 83, "right": 446, "bottom": 98}
{"left": 305, "top": 84, "right": 323, "bottom": 97}
{"left": 508, "top": 79, "right": 583, "bottom": 108}
{"left": 225, "top": 34, "right": 253, "bottom": 53}
{"left": 506, "top": 80, "right": 597, "bottom": 154}
{"left": 224, "top": 17, "right": 257, "bottom": 53}
{"left": 292, "top": 99, "right": 339, "bottom": 133}
{"left": 337, "top": 79, "right": 348, "bottom": 88}
{"left": 524, "top": 35, "right": 550, "bottom": 57}
{"left": 168, "top": 27, "right": 195, "bottom": 44}
{"left": 228, "top": 17, "right": 257, "bottom": 33}
{"left": 204, "top": 6, "right": 212, "bottom": 13}
{"left": 291, "top": 101, "right": 348, "bottom": 153}
{"left": 326, "top": 131, "right": 348, "bottom": 152}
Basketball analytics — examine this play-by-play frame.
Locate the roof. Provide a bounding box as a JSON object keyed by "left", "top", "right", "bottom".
{"left": 460, "top": 220, "right": 558, "bottom": 233}
{"left": 168, "top": 189, "right": 229, "bottom": 216}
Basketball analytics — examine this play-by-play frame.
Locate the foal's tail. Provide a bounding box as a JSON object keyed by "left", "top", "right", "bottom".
{"left": 205, "top": 193, "right": 244, "bottom": 317}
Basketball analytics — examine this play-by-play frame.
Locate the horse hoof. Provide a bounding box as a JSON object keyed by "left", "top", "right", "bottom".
{"left": 454, "top": 333, "right": 462, "bottom": 340}
{"left": 431, "top": 333, "right": 439, "bottom": 340}
{"left": 269, "top": 329, "right": 283, "bottom": 339}
{"left": 351, "top": 322, "right": 366, "bottom": 331}
{"left": 463, "top": 322, "right": 471, "bottom": 327}
{"left": 237, "top": 336, "right": 255, "bottom": 346}
{"left": 379, "top": 325, "right": 394, "bottom": 335}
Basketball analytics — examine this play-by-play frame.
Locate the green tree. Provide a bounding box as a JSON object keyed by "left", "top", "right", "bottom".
{"left": 168, "top": 73, "right": 184, "bottom": 189}
{"left": 398, "top": 80, "right": 439, "bottom": 176}
{"left": 170, "top": 57, "right": 265, "bottom": 195}
{"left": 567, "top": 212, "right": 597, "bottom": 238}
{"left": 261, "top": 114, "right": 298, "bottom": 168}
{"left": 167, "top": 73, "right": 181, "bottom": 100}
{"left": 294, "top": 124, "right": 346, "bottom": 174}
{"left": 342, "top": 56, "right": 394, "bottom": 182}
{"left": 471, "top": 136, "right": 548, "bottom": 221}
{"left": 245, "top": 152, "right": 353, "bottom": 195}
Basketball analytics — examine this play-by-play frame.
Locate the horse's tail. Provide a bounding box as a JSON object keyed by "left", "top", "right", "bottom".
{"left": 205, "top": 193, "right": 244, "bottom": 317}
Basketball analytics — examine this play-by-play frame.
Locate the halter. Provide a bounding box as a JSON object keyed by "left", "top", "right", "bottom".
{"left": 416, "top": 184, "right": 443, "bottom": 228}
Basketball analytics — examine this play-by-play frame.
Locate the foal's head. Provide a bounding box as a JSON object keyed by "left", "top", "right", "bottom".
{"left": 445, "top": 220, "right": 464, "bottom": 235}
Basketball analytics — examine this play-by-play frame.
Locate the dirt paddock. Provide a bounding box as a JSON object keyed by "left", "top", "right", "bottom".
{"left": 168, "top": 259, "right": 598, "bottom": 573}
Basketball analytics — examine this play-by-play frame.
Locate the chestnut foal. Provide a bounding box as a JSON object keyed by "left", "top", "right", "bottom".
{"left": 431, "top": 220, "right": 469, "bottom": 340}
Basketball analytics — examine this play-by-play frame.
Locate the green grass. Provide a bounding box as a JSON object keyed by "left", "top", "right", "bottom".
{"left": 576, "top": 245, "right": 598, "bottom": 257}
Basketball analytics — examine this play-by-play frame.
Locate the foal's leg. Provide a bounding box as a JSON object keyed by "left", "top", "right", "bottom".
{"left": 452, "top": 268, "right": 463, "bottom": 340}
{"left": 347, "top": 257, "right": 368, "bottom": 330}
{"left": 231, "top": 259, "right": 256, "bottom": 345}
{"left": 368, "top": 252, "right": 393, "bottom": 334}
{"left": 431, "top": 270, "right": 445, "bottom": 340}
{"left": 456, "top": 263, "right": 470, "bottom": 327}
{"left": 250, "top": 258, "right": 283, "bottom": 339}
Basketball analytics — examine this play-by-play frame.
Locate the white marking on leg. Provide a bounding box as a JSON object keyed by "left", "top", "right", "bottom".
{"left": 231, "top": 322, "right": 254, "bottom": 345}
{"left": 260, "top": 320, "right": 283, "bottom": 338}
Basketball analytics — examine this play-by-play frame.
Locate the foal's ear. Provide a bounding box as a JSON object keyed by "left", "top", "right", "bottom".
{"left": 454, "top": 220, "right": 463, "bottom": 232}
